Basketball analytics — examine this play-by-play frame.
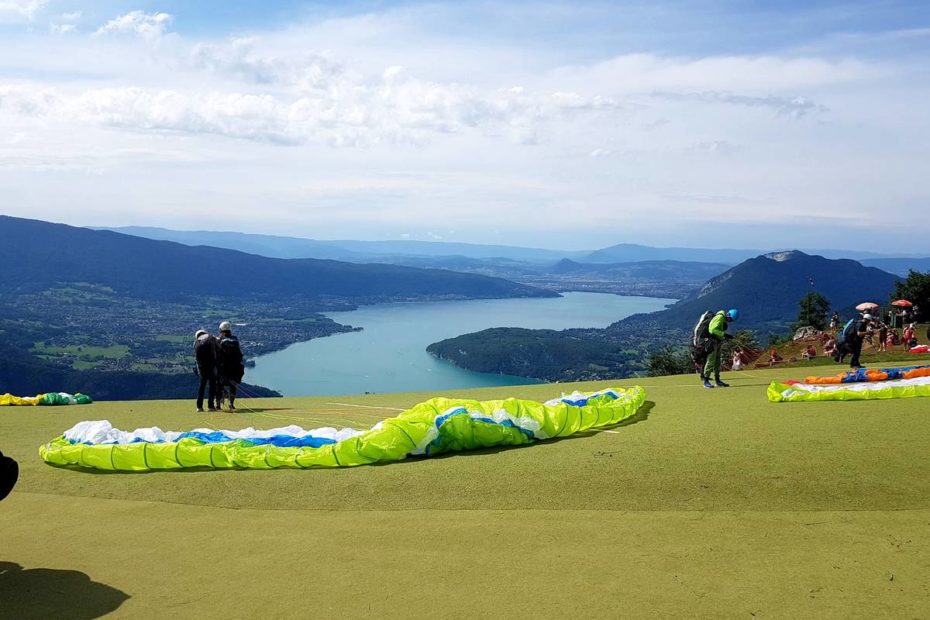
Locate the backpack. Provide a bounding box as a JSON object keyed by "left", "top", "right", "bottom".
{"left": 840, "top": 318, "right": 857, "bottom": 343}
{"left": 692, "top": 310, "right": 715, "bottom": 347}
{"left": 218, "top": 335, "right": 243, "bottom": 365}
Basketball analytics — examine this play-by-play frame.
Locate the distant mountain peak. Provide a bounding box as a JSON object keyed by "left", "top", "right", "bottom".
{"left": 763, "top": 250, "right": 807, "bottom": 262}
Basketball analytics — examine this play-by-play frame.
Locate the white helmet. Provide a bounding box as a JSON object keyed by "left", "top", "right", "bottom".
{"left": 195, "top": 329, "right": 207, "bottom": 339}
{"left": 862, "top": 313, "right": 873, "bottom": 321}
{"left": 219, "top": 321, "right": 232, "bottom": 332}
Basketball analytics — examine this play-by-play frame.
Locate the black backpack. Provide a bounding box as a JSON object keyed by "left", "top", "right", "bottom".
{"left": 692, "top": 310, "right": 714, "bottom": 347}
{"left": 219, "top": 335, "right": 243, "bottom": 364}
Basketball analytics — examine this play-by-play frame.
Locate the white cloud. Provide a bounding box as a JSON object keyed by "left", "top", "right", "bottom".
{"left": 654, "top": 91, "right": 826, "bottom": 118}
{"left": 94, "top": 10, "right": 173, "bottom": 40}
{"left": 1, "top": 4, "right": 929, "bottom": 252}
{"left": 49, "top": 22, "right": 75, "bottom": 35}
{"left": 0, "top": 0, "right": 46, "bottom": 22}
{"left": 0, "top": 50, "right": 622, "bottom": 147}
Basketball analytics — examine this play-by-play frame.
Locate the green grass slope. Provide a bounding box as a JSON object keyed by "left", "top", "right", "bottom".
{"left": 2, "top": 366, "right": 929, "bottom": 617}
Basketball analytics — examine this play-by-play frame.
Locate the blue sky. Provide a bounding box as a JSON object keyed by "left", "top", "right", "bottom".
{"left": 1, "top": 1, "right": 929, "bottom": 252}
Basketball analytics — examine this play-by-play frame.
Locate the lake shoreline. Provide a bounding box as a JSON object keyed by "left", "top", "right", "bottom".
{"left": 249, "top": 293, "right": 673, "bottom": 396}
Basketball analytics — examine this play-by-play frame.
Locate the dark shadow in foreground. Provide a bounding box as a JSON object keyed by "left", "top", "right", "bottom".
{"left": 0, "top": 562, "right": 129, "bottom": 620}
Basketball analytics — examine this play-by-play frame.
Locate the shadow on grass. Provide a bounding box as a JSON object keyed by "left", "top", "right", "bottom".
{"left": 208, "top": 407, "right": 295, "bottom": 413}
{"left": 0, "top": 562, "right": 129, "bottom": 619}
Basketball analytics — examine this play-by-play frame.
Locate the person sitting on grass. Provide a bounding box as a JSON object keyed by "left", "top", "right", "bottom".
{"left": 731, "top": 349, "right": 744, "bottom": 371}
{"left": 887, "top": 329, "right": 898, "bottom": 351}
{"left": 802, "top": 344, "right": 817, "bottom": 360}
{"left": 769, "top": 348, "right": 784, "bottom": 364}
{"left": 824, "top": 338, "right": 837, "bottom": 357}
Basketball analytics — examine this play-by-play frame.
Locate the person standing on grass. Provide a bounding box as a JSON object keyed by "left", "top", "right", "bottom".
{"left": 845, "top": 313, "right": 874, "bottom": 369}
{"left": 701, "top": 308, "right": 739, "bottom": 388}
{"left": 877, "top": 321, "right": 888, "bottom": 352}
{"left": 217, "top": 321, "right": 245, "bottom": 411}
{"left": 194, "top": 329, "right": 218, "bottom": 413}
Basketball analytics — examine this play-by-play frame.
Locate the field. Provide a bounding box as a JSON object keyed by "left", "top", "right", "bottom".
{"left": 2, "top": 365, "right": 929, "bottom": 618}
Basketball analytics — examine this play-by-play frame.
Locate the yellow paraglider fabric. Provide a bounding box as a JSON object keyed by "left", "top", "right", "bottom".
{"left": 40, "top": 387, "right": 645, "bottom": 471}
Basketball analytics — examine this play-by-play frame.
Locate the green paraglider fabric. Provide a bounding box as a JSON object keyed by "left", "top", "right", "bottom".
{"left": 1, "top": 392, "right": 92, "bottom": 406}
{"left": 40, "top": 388, "right": 645, "bottom": 471}
{"left": 768, "top": 376, "right": 930, "bottom": 402}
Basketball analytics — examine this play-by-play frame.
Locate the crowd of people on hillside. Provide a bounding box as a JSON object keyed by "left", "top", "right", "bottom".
{"left": 690, "top": 303, "right": 927, "bottom": 387}
{"left": 193, "top": 321, "right": 245, "bottom": 413}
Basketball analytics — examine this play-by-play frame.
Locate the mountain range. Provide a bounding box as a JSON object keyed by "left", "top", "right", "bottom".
{"left": 612, "top": 250, "right": 902, "bottom": 333}
{"left": 428, "top": 251, "right": 904, "bottom": 382}
{"left": 2, "top": 216, "right": 553, "bottom": 303}
{"left": 105, "top": 226, "right": 929, "bottom": 273}
{"left": 0, "top": 215, "right": 553, "bottom": 400}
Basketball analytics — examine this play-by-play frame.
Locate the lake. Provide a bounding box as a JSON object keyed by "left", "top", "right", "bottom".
{"left": 248, "top": 292, "right": 673, "bottom": 396}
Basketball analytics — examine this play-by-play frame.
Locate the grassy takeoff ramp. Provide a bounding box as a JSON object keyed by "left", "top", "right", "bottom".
{"left": 2, "top": 367, "right": 929, "bottom": 617}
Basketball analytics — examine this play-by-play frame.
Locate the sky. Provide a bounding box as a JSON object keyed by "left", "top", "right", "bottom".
{"left": 1, "top": 0, "right": 929, "bottom": 252}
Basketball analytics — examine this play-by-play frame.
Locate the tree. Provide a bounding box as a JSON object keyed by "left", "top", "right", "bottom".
{"left": 891, "top": 270, "right": 930, "bottom": 322}
{"left": 647, "top": 346, "right": 694, "bottom": 377}
{"left": 794, "top": 292, "right": 831, "bottom": 331}
{"left": 724, "top": 329, "right": 760, "bottom": 360}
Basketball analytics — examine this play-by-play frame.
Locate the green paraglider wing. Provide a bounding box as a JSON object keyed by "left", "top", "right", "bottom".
{"left": 40, "top": 388, "right": 645, "bottom": 471}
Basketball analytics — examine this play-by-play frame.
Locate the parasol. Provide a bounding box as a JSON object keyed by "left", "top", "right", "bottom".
{"left": 855, "top": 302, "right": 879, "bottom": 312}
{"left": 891, "top": 299, "right": 913, "bottom": 307}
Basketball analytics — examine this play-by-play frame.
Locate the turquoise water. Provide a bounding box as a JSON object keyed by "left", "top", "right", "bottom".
{"left": 248, "top": 292, "right": 672, "bottom": 396}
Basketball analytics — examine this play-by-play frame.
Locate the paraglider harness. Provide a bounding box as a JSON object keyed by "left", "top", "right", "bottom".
{"left": 690, "top": 310, "right": 716, "bottom": 372}
{"left": 834, "top": 318, "right": 867, "bottom": 362}
{"left": 216, "top": 334, "right": 245, "bottom": 409}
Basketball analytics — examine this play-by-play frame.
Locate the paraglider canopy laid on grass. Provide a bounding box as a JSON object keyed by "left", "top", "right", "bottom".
{"left": 40, "top": 387, "right": 646, "bottom": 471}
{"left": 1, "top": 392, "right": 92, "bottom": 406}
{"left": 768, "top": 366, "right": 930, "bottom": 402}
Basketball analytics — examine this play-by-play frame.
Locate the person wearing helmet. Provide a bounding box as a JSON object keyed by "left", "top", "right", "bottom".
{"left": 845, "top": 313, "right": 874, "bottom": 369}
{"left": 193, "top": 328, "right": 218, "bottom": 412}
{"left": 701, "top": 308, "right": 739, "bottom": 388}
{"left": 216, "top": 321, "right": 244, "bottom": 411}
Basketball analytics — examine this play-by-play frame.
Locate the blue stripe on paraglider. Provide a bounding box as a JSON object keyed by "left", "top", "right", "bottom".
{"left": 838, "top": 364, "right": 930, "bottom": 383}
{"left": 176, "top": 432, "right": 337, "bottom": 448}
{"left": 556, "top": 389, "right": 619, "bottom": 407}
{"left": 80, "top": 432, "right": 337, "bottom": 448}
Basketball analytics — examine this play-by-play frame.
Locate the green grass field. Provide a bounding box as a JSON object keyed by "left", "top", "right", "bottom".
{"left": 2, "top": 365, "right": 929, "bottom": 618}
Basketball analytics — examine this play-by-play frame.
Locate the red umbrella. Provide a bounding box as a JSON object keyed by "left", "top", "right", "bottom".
{"left": 892, "top": 299, "right": 913, "bottom": 307}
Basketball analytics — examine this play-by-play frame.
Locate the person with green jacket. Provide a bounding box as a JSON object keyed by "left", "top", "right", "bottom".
{"left": 702, "top": 308, "right": 739, "bottom": 388}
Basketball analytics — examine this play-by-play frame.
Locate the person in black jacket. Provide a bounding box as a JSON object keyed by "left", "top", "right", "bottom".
{"left": 216, "top": 321, "right": 245, "bottom": 411}
{"left": 194, "top": 329, "right": 218, "bottom": 412}
{"left": 846, "top": 313, "right": 874, "bottom": 369}
{"left": 0, "top": 450, "right": 18, "bottom": 502}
